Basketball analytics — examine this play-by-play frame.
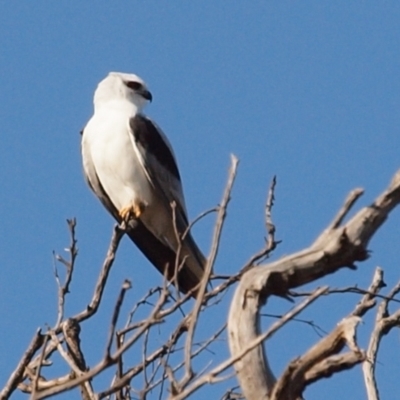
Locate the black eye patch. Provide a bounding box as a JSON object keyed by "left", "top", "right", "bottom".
{"left": 126, "top": 81, "right": 143, "bottom": 91}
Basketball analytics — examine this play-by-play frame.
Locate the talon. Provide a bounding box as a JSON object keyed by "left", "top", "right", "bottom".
{"left": 119, "top": 200, "right": 146, "bottom": 221}
{"left": 135, "top": 201, "right": 147, "bottom": 218}
{"left": 119, "top": 206, "right": 132, "bottom": 221}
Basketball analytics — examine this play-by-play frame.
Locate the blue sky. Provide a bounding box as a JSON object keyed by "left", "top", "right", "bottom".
{"left": 0, "top": 2, "right": 399, "bottom": 399}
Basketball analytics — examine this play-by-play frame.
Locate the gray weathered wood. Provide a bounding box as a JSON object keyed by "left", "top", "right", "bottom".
{"left": 228, "top": 170, "right": 400, "bottom": 399}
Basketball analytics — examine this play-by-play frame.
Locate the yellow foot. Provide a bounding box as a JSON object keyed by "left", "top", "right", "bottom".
{"left": 119, "top": 201, "right": 146, "bottom": 221}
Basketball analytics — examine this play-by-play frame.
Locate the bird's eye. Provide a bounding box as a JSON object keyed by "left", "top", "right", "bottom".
{"left": 126, "top": 81, "right": 143, "bottom": 91}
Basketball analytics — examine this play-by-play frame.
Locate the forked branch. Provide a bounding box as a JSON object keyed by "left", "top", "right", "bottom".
{"left": 228, "top": 170, "right": 400, "bottom": 400}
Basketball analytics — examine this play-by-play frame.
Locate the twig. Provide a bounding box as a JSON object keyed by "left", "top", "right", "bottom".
{"left": 363, "top": 278, "right": 400, "bottom": 400}
{"left": 54, "top": 219, "right": 78, "bottom": 327}
{"left": 352, "top": 267, "right": 386, "bottom": 317}
{"left": 0, "top": 329, "right": 44, "bottom": 399}
{"left": 106, "top": 280, "right": 132, "bottom": 358}
{"left": 329, "top": 189, "right": 364, "bottom": 229}
{"left": 35, "top": 288, "right": 169, "bottom": 399}
{"left": 181, "top": 155, "right": 239, "bottom": 389}
{"left": 30, "top": 333, "right": 49, "bottom": 400}
{"left": 244, "top": 176, "right": 280, "bottom": 268}
{"left": 73, "top": 224, "right": 125, "bottom": 324}
{"left": 100, "top": 317, "right": 189, "bottom": 399}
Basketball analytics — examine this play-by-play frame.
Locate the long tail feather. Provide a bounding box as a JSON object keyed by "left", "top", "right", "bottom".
{"left": 126, "top": 220, "right": 205, "bottom": 298}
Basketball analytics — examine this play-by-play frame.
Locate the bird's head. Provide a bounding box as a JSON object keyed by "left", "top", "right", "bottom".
{"left": 93, "top": 72, "right": 152, "bottom": 112}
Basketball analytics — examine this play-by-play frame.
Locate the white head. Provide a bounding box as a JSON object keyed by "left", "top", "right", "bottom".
{"left": 93, "top": 72, "right": 152, "bottom": 111}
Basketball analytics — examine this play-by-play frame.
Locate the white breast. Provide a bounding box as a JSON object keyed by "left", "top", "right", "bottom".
{"left": 83, "top": 105, "right": 153, "bottom": 211}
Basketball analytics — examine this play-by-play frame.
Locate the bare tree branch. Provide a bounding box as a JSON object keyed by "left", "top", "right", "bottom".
{"left": 3, "top": 166, "right": 400, "bottom": 400}
{"left": 244, "top": 175, "right": 281, "bottom": 269}
{"left": 181, "top": 155, "right": 239, "bottom": 389}
{"left": 53, "top": 218, "right": 78, "bottom": 327}
{"left": 363, "top": 278, "right": 400, "bottom": 400}
{"left": 73, "top": 223, "right": 125, "bottom": 324}
{"left": 0, "top": 330, "right": 44, "bottom": 399}
{"left": 271, "top": 316, "right": 364, "bottom": 400}
{"left": 228, "top": 170, "right": 400, "bottom": 400}
{"left": 171, "top": 287, "right": 328, "bottom": 400}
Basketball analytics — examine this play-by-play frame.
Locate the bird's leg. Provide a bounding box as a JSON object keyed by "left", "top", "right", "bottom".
{"left": 119, "top": 200, "right": 146, "bottom": 222}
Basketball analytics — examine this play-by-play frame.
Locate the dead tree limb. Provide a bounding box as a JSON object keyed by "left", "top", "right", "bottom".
{"left": 228, "top": 170, "right": 400, "bottom": 400}
{"left": 363, "top": 278, "right": 400, "bottom": 400}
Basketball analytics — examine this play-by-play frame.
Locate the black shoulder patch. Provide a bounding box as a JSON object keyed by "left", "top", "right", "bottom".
{"left": 130, "top": 114, "right": 181, "bottom": 181}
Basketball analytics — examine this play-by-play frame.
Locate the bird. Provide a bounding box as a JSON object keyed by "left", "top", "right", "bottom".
{"left": 81, "top": 72, "right": 206, "bottom": 297}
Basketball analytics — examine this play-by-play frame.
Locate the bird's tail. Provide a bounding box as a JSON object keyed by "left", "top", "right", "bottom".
{"left": 177, "top": 231, "right": 206, "bottom": 297}
{"left": 125, "top": 220, "right": 206, "bottom": 298}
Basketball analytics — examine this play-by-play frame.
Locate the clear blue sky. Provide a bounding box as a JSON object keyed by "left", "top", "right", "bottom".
{"left": 1, "top": 2, "right": 399, "bottom": 399}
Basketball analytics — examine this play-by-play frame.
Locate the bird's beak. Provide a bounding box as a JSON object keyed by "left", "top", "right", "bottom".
{"left": 140, "top": 89, "right": 153, "bottom": 102}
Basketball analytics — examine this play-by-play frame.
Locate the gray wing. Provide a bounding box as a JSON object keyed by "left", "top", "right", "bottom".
{"left": 129, "top": 114, "right": 189, "bottom": 229}
{"left": 128, "top": 115, "right": 206, "bottom": 292}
